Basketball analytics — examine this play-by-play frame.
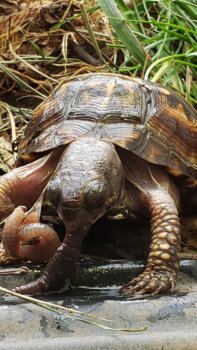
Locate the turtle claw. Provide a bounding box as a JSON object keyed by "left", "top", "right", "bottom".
{"left": 13, "top": 277, "right": 51, "bottom": 295}
{"left": 120, "top": 270, "right": 176, "bottom": 296}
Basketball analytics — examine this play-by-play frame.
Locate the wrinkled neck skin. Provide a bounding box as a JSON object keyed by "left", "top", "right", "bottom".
{"left": 45, "top": 137, "right": 125, "bottom": 234}
{"left": 0, "top": 147, "right": 63, "bottom": 221}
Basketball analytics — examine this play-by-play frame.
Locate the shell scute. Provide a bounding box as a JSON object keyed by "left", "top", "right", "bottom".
{"left": 19, "top": 73, "right": 197, "bottom": 178}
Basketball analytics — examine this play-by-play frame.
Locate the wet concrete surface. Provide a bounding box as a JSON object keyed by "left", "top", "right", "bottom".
{"left": 0, "top": 259, "right": 196, "bottom": 349}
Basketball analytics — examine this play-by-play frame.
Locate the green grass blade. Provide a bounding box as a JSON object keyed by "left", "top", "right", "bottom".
{"left": 98, "top": 0, "right": 151, "bottom": 66}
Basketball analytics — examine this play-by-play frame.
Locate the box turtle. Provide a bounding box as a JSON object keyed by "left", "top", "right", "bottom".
{"left": 0, "top": 73, "right": 197, "bottom": 295}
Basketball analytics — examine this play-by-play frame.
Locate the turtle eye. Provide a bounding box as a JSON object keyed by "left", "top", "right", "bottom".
{"left": 83, "top": 180, "right": 107, "bottom": 210}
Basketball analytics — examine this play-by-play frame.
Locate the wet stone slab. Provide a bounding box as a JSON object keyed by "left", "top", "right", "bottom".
{"left": 0, "top": 259, "right": 196, "bottom": 350}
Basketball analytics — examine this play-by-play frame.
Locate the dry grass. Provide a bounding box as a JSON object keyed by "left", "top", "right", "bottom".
{"left": 0, "top": 0, "right": 120, "bottom": 153}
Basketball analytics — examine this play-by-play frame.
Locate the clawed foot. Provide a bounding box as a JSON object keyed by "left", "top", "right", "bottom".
{"left": 13, "top": 274, "right": 70, "bottom": 295}
{"left": 13, "top": 276, "right": 52, "bottom": 295}
{"left": 120, "top": 270, "right": 176, "bottom": 296}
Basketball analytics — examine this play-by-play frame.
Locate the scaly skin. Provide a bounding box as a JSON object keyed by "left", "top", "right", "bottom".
{"left": 120, "top": 190, "right": 181, "bottom": 295}
{"left": 14, "top": 227, "right": 88, "bottom": 294}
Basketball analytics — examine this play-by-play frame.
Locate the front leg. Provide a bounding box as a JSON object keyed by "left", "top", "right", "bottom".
{"left": 121, "top": 190, "right": 181, "bottom": 295}
{"left": 14, "top": 227, "right": 87, "bottom": 295}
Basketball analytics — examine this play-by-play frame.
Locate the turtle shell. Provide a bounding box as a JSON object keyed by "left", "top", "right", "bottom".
{"left": 19, "top": 73, "right": 197, "bottom": 178}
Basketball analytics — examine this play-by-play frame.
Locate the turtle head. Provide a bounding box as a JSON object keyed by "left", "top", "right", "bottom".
{"left": 60, "top": 173, "right": 116, "bottom": 219}
{"left": 47, "top": 138, "right": 125, "bottom": 232}
{"left": 58, "top": 169, "right": 124, "bottom": 232}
